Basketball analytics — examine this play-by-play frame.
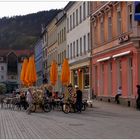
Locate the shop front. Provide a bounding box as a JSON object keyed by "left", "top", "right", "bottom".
{"left": 92, "top": 43, "right": 140, "bottom": 107}
{"left": 70, "top": 61, "right": 91, "bottom": 99}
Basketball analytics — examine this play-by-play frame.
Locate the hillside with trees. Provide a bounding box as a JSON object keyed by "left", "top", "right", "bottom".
{"left": 0, "top": 9, "right": 61, "bottom": 50}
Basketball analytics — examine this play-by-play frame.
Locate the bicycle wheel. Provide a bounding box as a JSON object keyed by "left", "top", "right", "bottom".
{"left": 63, "top": 103, "right": 70, "bottom": 114}
{"left": 43, "top": 103, "right": 51, "bottom": 112}
{"left": 31, "top": 104, "right": 36, "bottom": 112}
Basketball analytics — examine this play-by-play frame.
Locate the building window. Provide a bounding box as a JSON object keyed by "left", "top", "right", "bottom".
{"left": 83, "top": 35, "right": 86, "bottom": 54}
{"left": 117, "top": 10, "right": 122, "bottom": 35}
{"left": 58, "top": 54, "right": 59, "bottom": 64}
{"left": 128, "top": 4, "right": 132, "bottom": 31}
{"left": 101, "top": 64, "right": 104, "bottom": 95}
{"left": 70, "top": 15, "right": 72, "bottom": 30}
{"left": 64, "top": 27, "right": 66, "bottom": 41}
{"left": 100, "top": 17, "right": 104, "bottom": 43}
{"left": 108, "top": 16, "right": 112, "bottom": 41}
{"left": 80, "top": 6, "right": 82, "bottom": 23}
{"left": 73, "top": 70, "right": 78, "bottom": 86}
{"left": 62, "top": 29, "right": 64, "bottom": 42}
{"left": 117, "top": 60, "right": 122, "bottom": 87}
{"left": 67, "top": 45, "right": 69, "bottom": 59}
{"left": 108, "top": 62, "right": 112, "bottom": 95}
{"left": 87, "top": 2, "right": 90, "bottom": 16}
{"left": 76, "top": 9, "right": 78, "bottom": 26}
{"left": 83, "top": 67, "right": 89, "bottom": 89}
{"left": 94, "top": 23, "right": 98, "bottom": 47}
{"left": 73, "top": 12, "right": 75, "bottom": 28}
{"left": 76, "top": 40, "right": 79, "bottom": 57}
{"left": 87, "top": 33, "right": 90, "bottom": 51}
{"left": 128, "top": 57, "right": 133, "bottom": 95}
{"left": 67, "top": 17, "right": 69, "bottom": 32}
{"left": 73, "top": 41, "right": 75, "bottom": 58}
{"left": 83, "top": 2, "right": 86, "bottom": 20}
{"left": 58, "top": 33, "right": 59, "bottom": 45}
{"left": 59, "top": 53, "right": 61, "bottom": 64}
{"left": 62, "top": 52, "right": 64, "bottom": 63}
{"left": 64, "top": 50, "right": 66, "bottom": 59}
{"left": 70, "top": 43, "right": 72, "bottom": 59}
{"left": 60, "top": 31, "right": 61, "bottom": 44}
{"left": 80, "top": 37, "right": 82, "bottom": 55}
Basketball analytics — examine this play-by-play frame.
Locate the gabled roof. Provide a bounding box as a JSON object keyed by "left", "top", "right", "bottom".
{"left": 64, "top": 2, "right": 75, "bottom": 11}
{"left": 0, "top": 49, "right": 32, "bottom": 57}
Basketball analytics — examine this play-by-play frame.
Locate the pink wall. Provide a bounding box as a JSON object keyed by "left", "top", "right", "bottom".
{"left": 92, "top": 43, "right": 139, "bottom": 98}
{"left": 121, "top": 57, "right": 128, "bottom": 97}
{"left": 112, "top": 60, "right": 117, "bottom": 96}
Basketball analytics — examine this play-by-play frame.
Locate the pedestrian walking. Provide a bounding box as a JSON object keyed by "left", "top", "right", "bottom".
{"left": 115, "top": 86, "right": 122, "bottom": 104}
{"left": 20, "top": 91, "right": 28, "bottom": 110}
{"left": 75, "top": 85, "right": 82, "bottom": 113}
{"left": 26, "top": 88, "right": 33, "bottom": 114}
{"left": 136, "top": 85, "right": 140, "bottom": 110}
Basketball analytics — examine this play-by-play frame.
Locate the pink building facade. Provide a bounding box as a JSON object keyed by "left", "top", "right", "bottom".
{"left": 91, "top": 1, "right": 140, "bottom": 107}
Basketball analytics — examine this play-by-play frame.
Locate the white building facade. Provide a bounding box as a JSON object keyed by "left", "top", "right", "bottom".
{"left": 42, "top": 27, "right": 48, "bottom": 84}
{"left": 56, "top": 11, "right": 67, "bottom": 93}
{"left": 66, "top": 2, "right": 91, "bottom": 99}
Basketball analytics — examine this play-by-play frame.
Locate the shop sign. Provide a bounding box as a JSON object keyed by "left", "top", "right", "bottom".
{"left": 134, "top": 1, "right": 140, "bottom": 21}
{"left": 118, "top": 35, "right": 129, "bottom": 44}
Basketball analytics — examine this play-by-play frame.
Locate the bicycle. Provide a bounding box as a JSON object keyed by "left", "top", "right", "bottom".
{"left": 31, "top": 97, "right": 51, "bottom": 113}
{"left": 62, "top": 100, "right": 76, "bottom": 114}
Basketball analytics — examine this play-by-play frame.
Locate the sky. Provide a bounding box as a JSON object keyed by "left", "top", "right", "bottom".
{"left": 0, "top": 1, "right": 68, "bottom": 18}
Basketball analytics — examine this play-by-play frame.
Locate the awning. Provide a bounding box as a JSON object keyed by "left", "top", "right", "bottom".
{"left": 97, "top": 56, "right": 111, "bottom": 62}
{"left": 112, "top": 51, "right": 131, "bottom": 58}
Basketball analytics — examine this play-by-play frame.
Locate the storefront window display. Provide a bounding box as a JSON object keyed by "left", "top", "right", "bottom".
{"left": 73, "top": 70, "right": 78, "bottom": 86}
{"left": 83, "top": 67, "right": 89, "bottom": 89}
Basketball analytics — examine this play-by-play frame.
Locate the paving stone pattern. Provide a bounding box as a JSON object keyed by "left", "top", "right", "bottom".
{"left": 0, "top": 100, "right": 140, "bottom": 139}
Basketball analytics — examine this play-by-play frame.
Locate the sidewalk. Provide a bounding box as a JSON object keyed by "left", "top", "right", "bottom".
{"left": 0, "top": 100, "right": 140, "bottom": 139}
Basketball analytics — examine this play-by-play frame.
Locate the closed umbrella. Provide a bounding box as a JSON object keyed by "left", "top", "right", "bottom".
{"left": 24, "top": 56, "right": 32, "bottom": 86}
{"left": 29, "top": 55, "right": 37, "bottom": 85}
{"left": 61, "top": 58, "right": 70, "bottom": 86}
{"left": 50, "top": 60, "right": 58, "bottom": 86}
{"left": 20, "top": 58, "right": 28, "bottom": 85}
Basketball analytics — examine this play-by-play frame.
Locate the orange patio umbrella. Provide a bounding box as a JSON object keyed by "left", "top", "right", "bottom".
{"left": 50, "top": 60, "right": 58, "bottom": 86}
{"left": 24, "top": 56, "right": 32, "bottom": 86}
{"left": 61, "top": 58, "right": 70, "bottom": 86}
{"left": 28, "top": 55, "right": 37, "bottom": 85}
{"left": 20, "top": 58, "right": 28, "bottom": 85}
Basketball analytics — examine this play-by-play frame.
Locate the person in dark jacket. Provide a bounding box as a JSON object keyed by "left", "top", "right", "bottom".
{"left": 75, "top": 85, "right": 82, "bottom": 112}
{"left": 136, "top": 85, "right": 140, "bottom": 110}
{"left": 115, "top": 86, "right": 122, "bottom": 104}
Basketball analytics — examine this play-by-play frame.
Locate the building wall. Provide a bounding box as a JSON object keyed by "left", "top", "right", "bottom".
{"left": 34, "top": 39, "right": 43, "bottom": 86}
{"left": 57, "top": 12, "right": 67, "bottom": 93}
{"left": 91, "top": 1, "right": 140, "bottom": 107}
{"left": 42, "top": 27, "right": 48, "bottom": 83}
{"left": 47, "top": 17, "right": 58, "bottom": 90}
{"left": 67, "top": 2, "right": 90, "bottom": 60}
{"left": 66, "top": 1, "right": 91, "bottom": 99}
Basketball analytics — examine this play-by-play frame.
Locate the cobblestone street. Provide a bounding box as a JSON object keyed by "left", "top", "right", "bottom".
{"left": 0, "top": 100, "right": 140, "bottom": 139}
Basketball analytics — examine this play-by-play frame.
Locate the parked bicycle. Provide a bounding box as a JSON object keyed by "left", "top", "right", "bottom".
{"left": 31, "top": 97, "right": 51, "bottom": 113}
{"left": 63, "top": 99, "right": 87, "bottom": 114}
